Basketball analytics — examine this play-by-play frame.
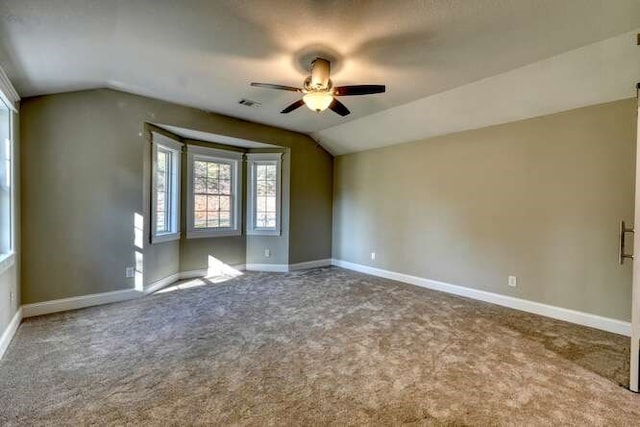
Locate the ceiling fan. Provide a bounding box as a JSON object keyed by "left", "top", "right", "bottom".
{"left": 250, "top": 57, "right": 385, "bottom": 116}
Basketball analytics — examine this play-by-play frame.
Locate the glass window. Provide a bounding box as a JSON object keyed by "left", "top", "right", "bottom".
{"left": 0, "top": 99, "right": 11, "bottom": 254}
{"left": 187, "top": 147, "right": 242, "bottom": 238}
{"left": 247, "top": 153, "right": 282, "bottom": 236}
{"left": 151, "top": 134, "right": 182, "bottom": 243}
{"left": 193, "top": 159, "right": 233, "bottom": 229}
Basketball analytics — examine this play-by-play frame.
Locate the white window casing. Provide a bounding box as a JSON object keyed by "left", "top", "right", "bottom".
{"left": 151, "top": 133, "right": 182, "bottom": 243}
{"left": 247, "top": 152, "right": 283, "bottom": 236}
{"left": 186, "top": 145, "right": 243, "bottom": 238}
{"left": 0, "top": 65, "right": 17, "bottom": 275}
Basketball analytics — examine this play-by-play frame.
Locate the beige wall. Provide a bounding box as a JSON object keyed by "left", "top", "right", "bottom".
{"left": 289, "top": 142, "right": 333, "bottom": 264}
{"left": 21, "top": 89, "right": 332, "bottom": 304}
{"left": 334, "top": 99, "right": 636, "bottom": 321}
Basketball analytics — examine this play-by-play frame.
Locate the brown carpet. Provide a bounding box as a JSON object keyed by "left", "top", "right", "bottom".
{"left": 0, "top": 267, "right": 638, "bottom": 425}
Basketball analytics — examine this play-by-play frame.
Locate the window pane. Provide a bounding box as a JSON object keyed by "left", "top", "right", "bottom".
{"left": 0, "top": 100, "right": 9, "bottom": 252}
{"left": 155, "top": 147, "right": 174, "bottom": 234}
{"left": 266, "top": 196, "right": 276, "bottom": 212}
{"left": 220, "top": 196, "right": 230, "bottom": 211}
{"left": 256, "top": 181, "right": 266, "bottom": 196}
{"left": 157, "top": 172, "right": 166, "bottom": 192}
{"left": 206, "top": 177, "right": 218, "bottom": 193}
{"left": 207, "top": 195, "right": 219, "bottom": 211}
{"left": 194, "top": 195, "right": 207, "bottom": 211}
{"left": 158, "top": 152, "right": 167, "bottom": 169}
{"left": 156, "top": 192, "right": 167, "bottom": 233}
{"left": 207, "top": 212, "right": 219, "bottom": 228}
{"left": 219, "top": 179, "right": 231, "bottom": 195}
{"left": 194, "top": 211, "right": 207, "bottom": 228}
{"left": 219, "top": 164, "right": 231, "bottom": 180}
{"left": 265, "top": 164, "right": 276, "bottom": 180}
{"left": 252, "top": 161, "right": 279, "bottom": 231}
{"left": 265, "top": 180, "right": 276, "bottom": 196}
{"left": 194, "top": 176, "right": 206, "bottom": 193}
{"left": 157, "top": 192, "right": 166, "bottom": 211}
{"left": 207, "top": 162, "right": 219, "bottom": 177}
{"left": 219, "top": 211, "right": 231, "bottom": 227}
{"left": 257, "top": 196, "right": 266, "bottom": 212}
{"left": 192, "top": 158, "right": 236, "bottom": 230}
{"left": 194, "top": 160, "right": 207, "bottom": 176}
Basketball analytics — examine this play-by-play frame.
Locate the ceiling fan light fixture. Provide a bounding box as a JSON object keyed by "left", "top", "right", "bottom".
{"left": 302, "top": 92, "right": 333, "bottom": 112}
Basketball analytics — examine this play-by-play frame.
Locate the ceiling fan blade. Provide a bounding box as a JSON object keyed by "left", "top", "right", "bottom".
{"left": 329, "top": 98, "right": 350, "bottom": 116}
{"left": 281, "top": 99, "right": 305, "bottom": 114}
{"left": 251, "top": 83, "right": 301, "bottom": 92}
{"left": 334, "top": 85, "right": 386, "bottom": 96}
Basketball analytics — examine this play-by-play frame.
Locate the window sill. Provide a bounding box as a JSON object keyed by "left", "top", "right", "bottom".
{"left": 0, "top": 252, "right": 15, "bottom": 277}
{"left": 187, "top": 229, "right": 242, "bottom": 239}
{"left": 247, "top": 229, "right": 281, "bottom": 236}
{"left": 151, "top": 232, "right": 181, "bottom": 244}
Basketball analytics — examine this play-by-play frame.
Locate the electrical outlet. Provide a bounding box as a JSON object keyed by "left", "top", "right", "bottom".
{"left": 126, "top": 267, "right": 135, "bottom": 278}
{"left": 371, "top": 252, "right": 376, "bottom": 260}
{"left": 264, "top": 248, "right": 271, "bottom": 257}
{"left": 508, "top": 276, "right": 517, "bottom": 287}
{"left": 9, "top": 291, "right": 14, "bottom": 304}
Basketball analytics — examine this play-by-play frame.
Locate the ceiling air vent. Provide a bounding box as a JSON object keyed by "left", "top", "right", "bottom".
{"left": 238, "top": 99, "right": 261, "bottom": 108}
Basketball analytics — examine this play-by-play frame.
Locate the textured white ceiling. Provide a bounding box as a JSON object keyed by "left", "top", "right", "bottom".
{"left": 316, "top": 29, "right": 640, "bottom": 154}
{"left": 0, "top": 0, "right": 639, "bottom": 151}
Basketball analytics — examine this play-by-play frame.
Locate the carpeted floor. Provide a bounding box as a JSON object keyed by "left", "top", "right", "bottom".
{"left": 1, "top": 267, "right": 638, "bottom": 425}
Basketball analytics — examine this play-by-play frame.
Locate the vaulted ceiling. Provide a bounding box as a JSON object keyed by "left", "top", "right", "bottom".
{"left": 1, "top": 0, "right": 639, "bottom": 154}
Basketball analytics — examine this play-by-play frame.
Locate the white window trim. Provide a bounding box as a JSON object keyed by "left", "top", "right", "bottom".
{"left": 0, "top": 65, "right": 18, "bottom": 276}
{"left": 186, "top": 145, "right": 243, "bottom": 239}
{"left": 151, "top": 133, "right": 182, "bottom": 244}
{"left": 0, "top": 64, "right": 19, "bottom": 112}
{"left": 247, "top": 152, "right": 283, "bottom": 236}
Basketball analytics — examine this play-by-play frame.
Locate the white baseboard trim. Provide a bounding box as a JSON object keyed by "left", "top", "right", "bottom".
{"left": 0, "top": 308, "right": 22, "bottom": 360}
{"left": 331, "top": 259, "right": 631, "bottom": 337}
{"left": 144, "top": 273, "right": 182, "bottom": 295}
{"left": 22, "top": 289, "right": 143, "bottom": 318}
{"left": 246, "top": 263, "right": 289, "bottom": 272}
{"left": 288, "top": 259, "right": 333, "bottom": 271}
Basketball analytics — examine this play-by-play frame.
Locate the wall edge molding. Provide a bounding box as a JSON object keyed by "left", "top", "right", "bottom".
{"left": 22, "top": 289, "right": 143, "bottom": 318}
{"left": 0, "top": 308, "right": 22, "bottom": 360}
{"left": 331, "top": 259, "right": 631, "bottom": 337}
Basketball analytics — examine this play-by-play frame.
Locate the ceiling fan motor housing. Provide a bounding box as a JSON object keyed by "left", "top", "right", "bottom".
{"left": 310, "top": 58, "right": 331, "bottom": 89}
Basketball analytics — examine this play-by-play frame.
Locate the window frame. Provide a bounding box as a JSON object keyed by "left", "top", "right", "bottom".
{"left": 247, "top": 152, "right": 283, "bottom": 236}
{"left": 186, "top": 145, "right": 243, "bottom": 239}
{"left": 151, "top": 133, "right": 182, "bottom": 244}
{"left": 0, "top": 83, "right": 17, "bottom": 275}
